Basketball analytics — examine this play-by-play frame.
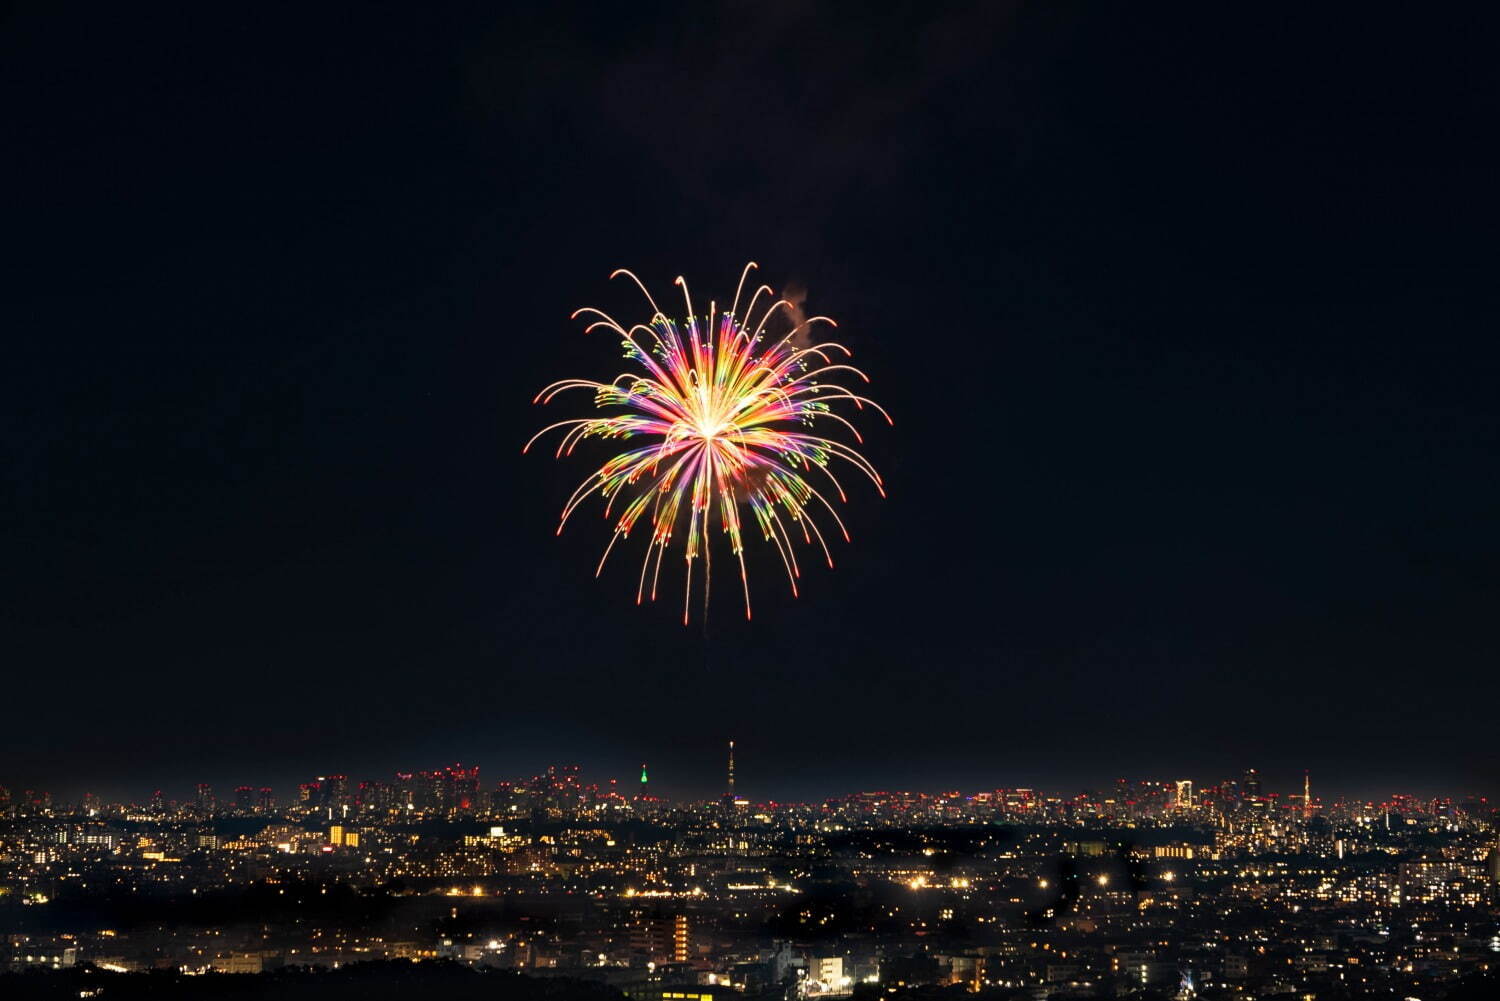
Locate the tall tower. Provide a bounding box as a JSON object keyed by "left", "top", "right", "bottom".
{"left": 727, "top": 740, "right": 736, "bottom": 801}
{"left": 1303, "top": 770, "right": 1312, "bottom": 820}
{"left": 639, "top": 763, "right": 648, "bottom": 799}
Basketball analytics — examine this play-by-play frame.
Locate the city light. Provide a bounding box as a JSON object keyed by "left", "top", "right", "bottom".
{"left": 0, "top": 764, "right": 1491, "bottom": 996}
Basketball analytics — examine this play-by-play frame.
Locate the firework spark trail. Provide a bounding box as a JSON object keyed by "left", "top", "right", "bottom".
{"left": 524, "top": 263, "right": 890, "bottom": 624}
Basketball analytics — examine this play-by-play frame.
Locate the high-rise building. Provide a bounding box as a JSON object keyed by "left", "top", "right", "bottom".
{"left": 356, "top": 780, "right": 387, "bottom": 811}
{"left": 448, "top": 764, "right": 481, "bottom": 813}
{"left": 195, "top": 784, "right": 215, "bottom": 815}
{"left": 394, "top": 764, "right": 484, "bottom": 814}
{"left": 1489, "top": 830, "right": 1500, "bottom": 904}
{"left": 809, "top": 957, "right": 846, "bottom": 992}
{"left": 234, "top": 786, "right": 254, "bottom": 812}
{"left": 1243, "top": 769, "right": 1262, "bottom": 800}
{"left": 629, "top": 914, "right": 692, "bottom": 963}
{"left": 492, "top": 780, "right": 521, "bottom": 814}
{"left": 257, "top": 787, "right": 275, "bottom": 812}
{"left": 639, "top": 763, "right": 648, "bottom": 800}
{"left": 321, "top": 775, "right": 350, "bottom": 807}
{"left": 394, "top": 773, "right": 417, "bottom": 812}
{"left": 722, "top": 739, "right": 737, "bottom": 813}
{"left": 1175, "top": 780, "right": 1193, "bottom": 810}
{"left": 535, "top": 764, "right": 580, "bottom": 817}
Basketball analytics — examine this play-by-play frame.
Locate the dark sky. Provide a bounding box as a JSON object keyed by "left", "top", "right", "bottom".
{"left": 5, "top": 3, "right": 1498, "bottom": 804}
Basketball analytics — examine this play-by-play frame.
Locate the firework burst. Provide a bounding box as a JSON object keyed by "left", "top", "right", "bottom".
{"left": 524, "top": 263, "right": 890, "bottom": 623}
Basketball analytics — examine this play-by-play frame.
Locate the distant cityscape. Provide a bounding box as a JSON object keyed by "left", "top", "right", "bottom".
{"left": 2, "top": 745, "right": 1497, "bottom": 999}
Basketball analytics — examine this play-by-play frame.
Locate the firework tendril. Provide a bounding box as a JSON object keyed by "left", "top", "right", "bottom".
{"left": 524, "top": 263, "right": 890, "bottom": 624}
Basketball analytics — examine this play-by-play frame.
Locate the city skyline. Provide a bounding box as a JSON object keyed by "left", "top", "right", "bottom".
{"left": 3, "top": 747, "right": 1496, "bottom": 996}
{"left": 6, "top": 752, "right": 1489, "bottom": 813}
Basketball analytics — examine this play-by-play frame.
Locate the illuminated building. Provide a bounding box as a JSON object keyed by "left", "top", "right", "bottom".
{"left": 535, "top": 764, "right": 581, "bottom": 817}
{"left": 622, "top": 987, "right": 728, "bottom": 1001}
{"left": 629, "top": 914, "right": 692, "bottom": 963}
{"left": 394, "top": 772, "right": 417, "bottom": 811}
{"left": 321, "top": 774, "right": 350, "bottom": 807}
{"left": 1489, "top": 835, "right": 1500, "bottom": 904}
{"left": 447, "top": 764, "right": 481, "bottom": 813}
{"left": 1154, "top": 843, "right": 1200, "bottom": 859}
{"left": 808, "top": 956, "right": 850, "bottom": 995}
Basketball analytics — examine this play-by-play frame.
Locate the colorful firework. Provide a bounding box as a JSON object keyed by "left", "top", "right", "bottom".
{"left": 524, "top": 263, "right": 890, "bottom": 623}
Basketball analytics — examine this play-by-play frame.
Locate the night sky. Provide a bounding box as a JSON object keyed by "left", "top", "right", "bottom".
{"left": 6, "top": 4, "right": 1498, "bottom": 803}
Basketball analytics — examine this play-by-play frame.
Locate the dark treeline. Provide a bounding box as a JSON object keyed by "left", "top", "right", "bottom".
{"left": 0, "top": 962, "right": 628, "bottom": 1000}
{"left": 4, "top": 963, "right": 1493, "bottom": 1001}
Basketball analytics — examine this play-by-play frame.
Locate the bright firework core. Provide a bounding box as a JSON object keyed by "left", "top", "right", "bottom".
{"left": 525, "top": 263, "right": 890, "bottom": 624}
